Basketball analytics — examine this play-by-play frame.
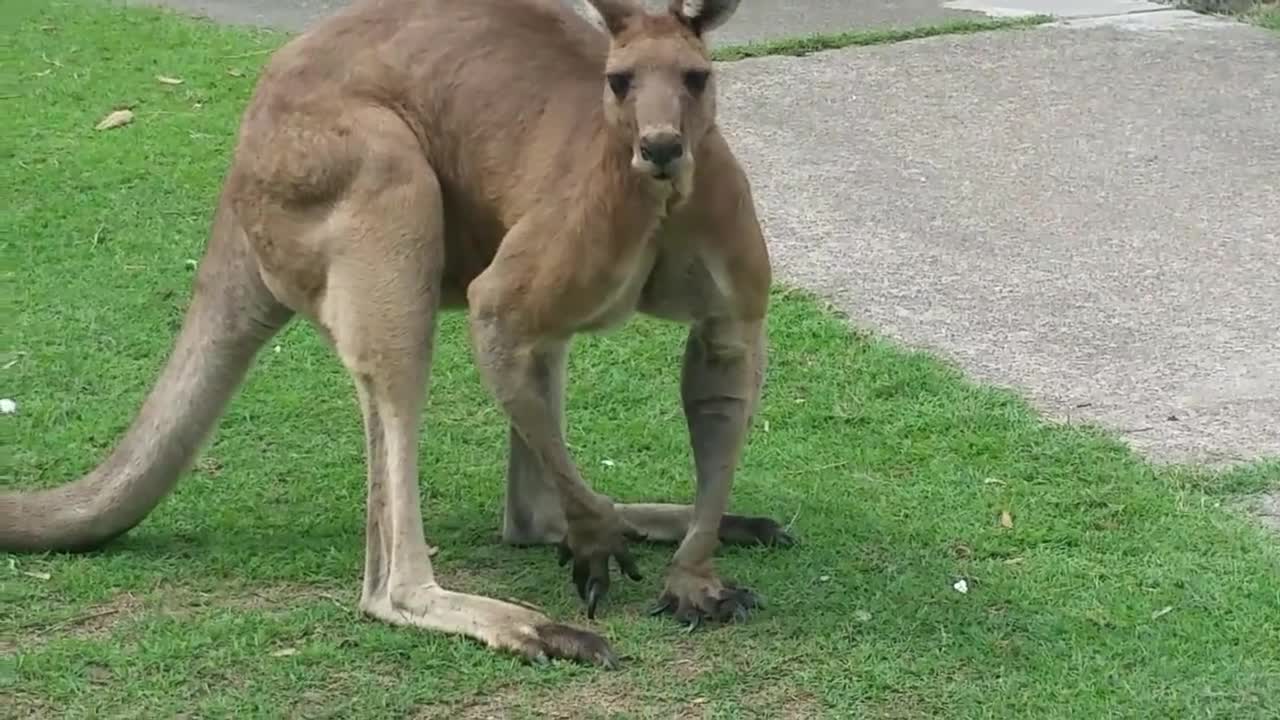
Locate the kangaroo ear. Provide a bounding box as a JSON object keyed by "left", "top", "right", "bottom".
{"left": 669, "top": 0, "right": 741, "bottom": 36}
{"left": 585, "top": 0, "right": 639, "bottom": 36}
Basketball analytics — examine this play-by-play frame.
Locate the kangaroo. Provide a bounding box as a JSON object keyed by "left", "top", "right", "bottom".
{"left": 1, "top": 0, "right": 792, "bottom": 667}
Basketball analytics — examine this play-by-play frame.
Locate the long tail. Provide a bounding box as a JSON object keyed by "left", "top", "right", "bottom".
{"left": 1, "top": 199, "right": 292, "bottom": 552}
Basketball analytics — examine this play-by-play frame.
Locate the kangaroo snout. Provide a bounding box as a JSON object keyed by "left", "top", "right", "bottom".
{"left": 635, "top": 129, "right": 685, "bottom": 178}
{"left": 640, "top": 133, "right": 684, "bottom": 167}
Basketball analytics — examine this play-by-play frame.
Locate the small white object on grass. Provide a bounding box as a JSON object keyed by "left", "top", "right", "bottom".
{"left": 0, "top": 398, "right": 16, "bottom": 414}
{"left": 95, "top": 109, "right": 134, "bottom": 131}
{"left": 952, "top": 578, "right": 969, "bottom": 594}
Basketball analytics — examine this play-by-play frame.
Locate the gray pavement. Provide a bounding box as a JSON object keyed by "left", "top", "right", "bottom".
{"left": 129, "top": 0, "right": 983, "bottom": 38}
{"left": 130, "top": 0, "right": 1280, "bottom": 469}
{"left": 130, "top": 0, "right": 984, "bottom": 42}
{"left": 717, "top": 10, "right": 1280, "bottom": 467}
{"left": 126, "top": 0, "right": 347, "bottom": 32}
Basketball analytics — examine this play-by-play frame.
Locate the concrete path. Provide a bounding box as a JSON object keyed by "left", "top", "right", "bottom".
{"left": 717, "top": 8, "right": 1280, "bottom": 467}
{"left": 133, "top": 0, "right": 1280, "bottom": 469}
{"left": 131, "top": 0, "right": 984, "bottom": 43}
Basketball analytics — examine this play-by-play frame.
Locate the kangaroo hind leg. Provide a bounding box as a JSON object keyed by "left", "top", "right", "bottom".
{"left": 307, "top": 130, "right": 614, "bottom": 667}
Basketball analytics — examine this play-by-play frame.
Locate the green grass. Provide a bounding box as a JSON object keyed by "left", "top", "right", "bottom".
{"left": 1169, "top": 0, "right": 1280, "bottom": 30}
{"left": 1249, "top": 5, "right": 1280, "bottom": 31}
{"left": 3, "top": 1, "right": 1280, "bottom": 718}
{"left": 710, "top": 15, "right": 1053, "bottom": 61}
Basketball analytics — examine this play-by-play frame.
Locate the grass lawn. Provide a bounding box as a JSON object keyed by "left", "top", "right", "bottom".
{"left": 4, "top": 1, "right": 1280, "bottom": 718}
{"left": 1250, "top": 5, "right": 1280, "bottom": 31}
{"left": 1172, "top": 1, "right": 1280, "bottom": 30}
{"left": 707, "top": 15, "right": 1051, "bottom": 61}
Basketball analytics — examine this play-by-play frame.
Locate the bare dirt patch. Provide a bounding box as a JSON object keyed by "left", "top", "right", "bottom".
{"left": 413, "top": 635, "right": 717, "bottom": 720}
{"left": 739, "top": 684, "right": 823, "bottom": 720}
{"left": 6, "top": 591, "right": 145, "bottom": 656}
{"left": 412, "top": 634, "right": 823, "bottom": 720}
{"left": 432, "top": 679, "right": 822, "bottom": 720}
{"left": 432, "top": 679, "right": 708, "bottom": 720}
{"left": 1240, "top": 491, "right": 1280, "bottom": 534}
{"left": 7, "top": 582, "right": 351, "bottom": 656}
{"left": 6, "top": 692, "right": 61, "bottom": 720}
{"left": 163, "top": 581, "right": 354, "bottom": 615}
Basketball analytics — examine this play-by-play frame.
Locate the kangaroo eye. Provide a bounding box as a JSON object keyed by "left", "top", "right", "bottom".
{"left": 606, "top": 71, "right": 633, "bottom": 98}
{"left": 683, "top": 69, "right": 710, "bottom": 94}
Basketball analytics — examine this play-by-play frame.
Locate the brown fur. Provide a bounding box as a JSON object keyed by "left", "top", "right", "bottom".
{"left": 0, "top": 0, "right": 791, "bottom": 666}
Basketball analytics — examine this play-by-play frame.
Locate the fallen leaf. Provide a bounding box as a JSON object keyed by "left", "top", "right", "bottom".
{"left": 952, "top": 579, "right": 969, "bottom": 594}
{"left": 426, "top": 545, "right": 439, "bottom": 557}
{"left": 983, "top": 477, "right": 1006, "bottom": 485}
{"left": 155, "top": 75, "right": 184, "bottom": 85}
{"left": 1000, "top": 510, "right": 1014, "bottom": 529}
{"left": 270, "top": 648, "right": 298, "bottom": 657}
{"left": 818, "top": 575, "right": 831, "bottom": 582}
{"left": 0, "top": 398, "right": 16, "bottom": 414}
{"left": 1151, "top": 606, "right": 1173, "bottom": 620}
{"left": 226, "top": 68, "right": 245, "bottom": 77}
{"left": 24, "top": 570, "right": 52, "bottom": 581}
{"left": 601, "top": 459, "right": 616, "bottom": 467}
{"left": 95, "top": 109, "right": 134, "bottom": 131}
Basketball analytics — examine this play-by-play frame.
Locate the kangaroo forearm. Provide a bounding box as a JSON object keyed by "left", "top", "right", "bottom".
{"left": 673, "top": 319, "right": 761, "bottom": 568}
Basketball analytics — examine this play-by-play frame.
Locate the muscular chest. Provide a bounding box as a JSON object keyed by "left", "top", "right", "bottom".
{"left": 576, "top": 239, "right": 662, "bottom": 333}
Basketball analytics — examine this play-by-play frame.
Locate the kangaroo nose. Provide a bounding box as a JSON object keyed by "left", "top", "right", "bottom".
{"left": 639, "top": 135, "right": 684, "bottom": 168}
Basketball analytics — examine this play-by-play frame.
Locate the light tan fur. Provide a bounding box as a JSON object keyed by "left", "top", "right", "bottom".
{"left": 0, "top": 0, "right": 791, "bottom": 666}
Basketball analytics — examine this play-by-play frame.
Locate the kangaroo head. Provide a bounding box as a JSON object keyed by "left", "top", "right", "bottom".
{"left": 587, "top": 1, "right": 741, "bottom": 188}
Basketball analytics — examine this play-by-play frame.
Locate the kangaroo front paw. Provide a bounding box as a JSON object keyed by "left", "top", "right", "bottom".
{"left": 649, "top": 564, "right": 763, "bottom": 630}
{"left": 557, "top": 498, "right": 644, "bottom": 619}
